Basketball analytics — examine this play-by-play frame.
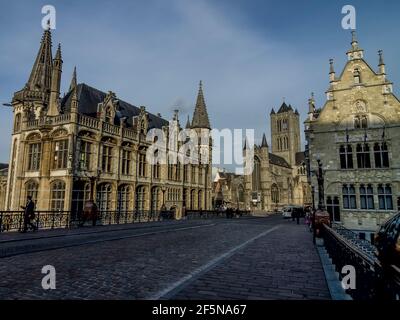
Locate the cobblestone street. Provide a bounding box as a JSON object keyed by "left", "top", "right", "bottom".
{"left": 0, "top": 216, "right": 330, "bottom": 300}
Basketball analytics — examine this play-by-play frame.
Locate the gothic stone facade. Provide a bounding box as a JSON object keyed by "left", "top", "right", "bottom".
{"left": 5, "top": 29, "right": 212, "bottom": 219}
{"left": 244, "top": 104, "right": 311, "bottom": 212}
{"left": 305, "top": 32, "right": 399, "bottom": 238}
{"left": 213, "top": 170, "right": 245, "bottom": 210}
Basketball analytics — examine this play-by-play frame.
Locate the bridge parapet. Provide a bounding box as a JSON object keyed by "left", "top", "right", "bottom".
{"left": 322, "top": 223, "right": 400, "bottom": 300}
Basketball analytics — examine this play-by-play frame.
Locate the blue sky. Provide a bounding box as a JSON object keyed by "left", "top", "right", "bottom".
{"left": 1, "top": 0, "right": 400, "bottom": 164}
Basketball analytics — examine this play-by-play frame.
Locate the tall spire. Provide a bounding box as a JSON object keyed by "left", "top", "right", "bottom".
{"left": 186, "top": 115, "right": 191, "bottom": 129}
{"left": 261, "top": 133, "right": 268, "bottom": 148}
{"left": 69, "top": 66, "right": 77, "bottom": 92}
{"left": 329, "top": 59, "right": 336, "bottom": 82}
{"left": 26, "top": 28, "right": 53, "bottom": 92}
{"left": 191, "top": 81, "right": 211, "bottom": 129}
{"left": 378, "top": 50, "right": 386, "bottom": 75}
{"left": 48, "top": 43, "right": 63, "bottom": 116}
{"left": 347, "top": 31, "right": 364, "bottom": 60}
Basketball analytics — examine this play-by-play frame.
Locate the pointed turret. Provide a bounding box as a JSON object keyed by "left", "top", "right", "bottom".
{"left": 191, "top": 81, "right": 211, "bottom": 130}
{"left": 26, "top": 28, "right": 54, "bottom": 93}
{"left": 329, "top": 59, "right": 336, "bottom": 82}
{"left": 378, "top": 50, "right": 386, "bottom": 75}
{"left": 270, "top": 108, "right": 275, "bottom": 115}
{"left": 347, "top": 31, "right": 364, "bottom": 60}
{"left": 261, "top": 133, "right": 268, "bottom": 148}
{"left": 308, "top": 92, "right": 315, "bottom": 114}
{"left": 186, "top": 115, "right": 191, "bottom": 129}
{"left": 48, "top": 43, "right": 63, "bottom": 116}
{"left": 69, "top": 66, "right": 77, "bottom": 92}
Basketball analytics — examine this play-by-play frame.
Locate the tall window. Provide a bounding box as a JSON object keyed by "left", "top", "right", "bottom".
{"left": 118, "top": 185, "right": 131, "bottom": 213}
{"left": 378, "top": 184, "right": 393, "bottom": 210}
{"left": 339, "top": 145, "right": 353, "bottom": 169}
{"left": 53, "top": 140, "right": 69, "bottom": 169}
{"left": 26, "top": 181, "right": 39, "bottom": 203}
{"left": 14, "top": 114, "right": 21, "bottom": 132}
{"left": 360, "top": 184, "right": 374, "bottom": 210}
{"left": 184, "top": 165, "right": 189, "bottom": 183}
{"left": 198, "top": 191, "right": 203, "bottom": 210}
{"left": 252, "top": 157, "right": 261, "bottom": 191}
{"left": 27, "top": 143, "right": 41, "bottom": 171}
{"left": 354, "top": 68, "right": 361, "bottom": 84}
{"left": 326, "top": 196, "right": 341, "bottom": 222}
{"left": 79, "top": 140, "right": 91, "bottom": 171}
{"left": 151, "top": 187, "right": 161, "bottom": 212}
{"left": 121, "top": 150, "right": 131, "bottom": 175}
{"left": 176, "top": 163, "right": 181, "bottom": 181}
{"left": 198, "top": 167, "right": 203, "bottom": 185}
{"left": 105, "top": 107, "right": 112, "bottom": 123}
{"left": 374, "top": 143, "right": 389, "bottom": 168}
{"left": 136, "top": 186, "right": 146, "bottom": 212}
{"left": 153, "top": 163, "right": 160, "bottom": 179}
{"left": 102, "top": 145, "right": 113, "bottom": 173}
{"left": 343, "top": 184, "right": 357, "bottom": 209}
{"left": 51, "top": 181, "right": 66, "bottom": 211}
{"left": 97, "top": 184, "right": 112, "bottom": 212}
{"left": 191, "top": 166, "right": 196, "bottom": 184}
{"left": 271, "top": 184, "right": 279, "bottom": 204}
{"left": 138, "top": 153, "right": 146, "bottom": 177}
{"left": 356, "top": 144, "right": 371, "bottom": 169}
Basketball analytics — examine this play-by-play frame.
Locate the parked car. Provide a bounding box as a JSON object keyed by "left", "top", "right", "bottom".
{"left": 374, "top": 213, "right": 400, "bottom": 266}
{"left": 282, "top": 206, "right": 304, "bottom": 219}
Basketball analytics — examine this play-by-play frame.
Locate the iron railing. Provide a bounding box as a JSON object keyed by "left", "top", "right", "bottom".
{"left": 185, "top": 210, "right": 251, "bottom": 219}
{"left": 0, "top": 210, "right": 175, "bottom": 233}
{"left": 322, "top": 223, "right": 400, "bottom": 300}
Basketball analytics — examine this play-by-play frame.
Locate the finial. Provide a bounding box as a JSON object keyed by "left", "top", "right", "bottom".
{"left": 378, "top": 50, "right": 384, "bottom": 65}
{"left": 351, "top": 30, "right": 358, "bottom": 48}
{"left": 329, "top": 59, "right": 335, "bottom": 73}
{"left": 199, "top": 80, "right": 203, "bottom": 90}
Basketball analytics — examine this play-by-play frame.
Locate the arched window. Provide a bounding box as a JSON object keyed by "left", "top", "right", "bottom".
{"left": 50, "top": 180, "right": 66, "bottom": 211}
{"left": 14, "top": 114, "right": 21, "bottom": 132}
{"left": 27, "top": 142, "right": 42, "bottom": 171}
{"left": 361, "top": 116, "right": 368, "bottom": 129}
{"left": 252, "top": 157, "right": 261, "bottom": 191}
{"left": 136, "top": 186, "right": 146, "bottom": 213}
{"left": 151, "top": 187, "right": 161, "bottom": 213}
{"left": 271, "top": 184, "right": 279, "bottom": 204}
{"left": 26, "top": 180, "right": 39, "bottom": 203}
{"left": 97, "top": 183, "right": 112, "bottom": 212}
{"left": 374, "top": 143, "right": 389, "bottom": 168}
{"left": 356, "top": 144, "right": 371, "bottom": 169}
{"left": 238, "top": 185, "right": 245, "bottom": 203}
{"left": 339, "top": 145, "right": 353, "bottom": 169}
{"left": 118, "top": 185, "right": 131, "bottom": 213}
{"left": 190, "top": 190, "right": 196, "bottom": 210}
{"left": 198, "top": 190, "right": 203, "bottom": 210}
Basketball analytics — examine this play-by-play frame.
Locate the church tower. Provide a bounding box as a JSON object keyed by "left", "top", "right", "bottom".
{"left": 270, "top": 102, "right": 301, "bottom": 167}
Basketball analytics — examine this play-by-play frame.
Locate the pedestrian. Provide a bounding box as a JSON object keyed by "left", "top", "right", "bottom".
{"left": 20, "top": 196, "right": 37, "bottom": 233}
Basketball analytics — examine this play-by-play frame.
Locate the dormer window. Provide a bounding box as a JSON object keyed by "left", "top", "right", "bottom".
{"left": 105, "top": 107, "right": 112, "bottom": 124}
{"left": 354, "top": 68, "right": 361, "bottom": 84}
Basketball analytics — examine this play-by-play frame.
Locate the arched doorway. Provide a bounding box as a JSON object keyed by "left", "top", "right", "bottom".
{"left": 136, "top": 186, "right": 147, "bottom": 213}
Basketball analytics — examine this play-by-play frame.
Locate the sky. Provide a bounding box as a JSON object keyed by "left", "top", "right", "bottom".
{"left": 1, "top": 0, "right": 400, "bottom": 166}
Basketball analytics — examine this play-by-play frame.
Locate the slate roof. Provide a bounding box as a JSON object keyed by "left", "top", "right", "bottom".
{"left": 269, "top": 153, "right": 291, "bottom": 168}
{"left": 0, "top": 164, "right": 8, "bottom": 170}
{"left": 61, "top": 83, "right": 169, "bottom": 130}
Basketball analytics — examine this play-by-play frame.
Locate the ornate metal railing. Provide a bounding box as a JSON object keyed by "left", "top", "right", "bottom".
{"left": 0, "top": 210, "right": 175, "bottom": 233}
{"left": 322, "top": 223, "right": 400, "bottom": 300}
{"left": 185, "top": 210, "right": 251, "bottom": 219}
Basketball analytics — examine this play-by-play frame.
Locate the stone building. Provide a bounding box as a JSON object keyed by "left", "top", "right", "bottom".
{"left": 243, "top": 104, "right": 310, "bottom": 213}
{"left": 5, "top": 28, "right": 212, "bottom": 219}
{"left": 305, "top": 32, "right": 400, "bottom": 240}
{"left": 212, "top": 169, "right": 245, "bottom": 210}
{"left": 0, "top": 164, "right": 8, "bottom": 211}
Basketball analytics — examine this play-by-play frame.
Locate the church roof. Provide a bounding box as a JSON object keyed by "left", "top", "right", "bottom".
{"left": 61, "top": 83, "right": 169, "bottom": 129}
{"left": 277, "top": 102, "right": 293, "bottom": 114}
{"left": 269, "top": 153, "right": 291, "bottom": 168}
{"left": 0, "top": 163, "right": 8, "bottom": 170}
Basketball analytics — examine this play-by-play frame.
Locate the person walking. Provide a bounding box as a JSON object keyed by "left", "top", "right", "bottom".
{"left": 21, "top": 196, "right": 37, "bottom": 233}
